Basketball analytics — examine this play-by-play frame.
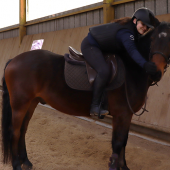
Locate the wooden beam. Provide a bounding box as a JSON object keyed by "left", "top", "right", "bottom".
{"left": 0, "top": 26, "right": 19, "bottom": 33}
{"left": 103, "top": 0, "right": 114, "bottom": 24}
{"left": 19, "top": 0, "right": 26, "bottom": 45}
{"left": 112, "top": 0, "right": 136, "bottom": 6}
{"left": 25, "top": 5, "right": 103, "bottom": 27}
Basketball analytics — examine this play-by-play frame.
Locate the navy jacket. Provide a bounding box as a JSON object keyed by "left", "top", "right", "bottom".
{"left": 88, "top": 21, "right": 147, "bottom": 67}
{"left": 116, "top": 29, "right": 146, "bottom": 67}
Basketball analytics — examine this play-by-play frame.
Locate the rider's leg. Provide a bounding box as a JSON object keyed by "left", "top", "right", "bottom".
{"left": 90, "top": 75, "right": 109, "bottom": 115}
{"left": 81, "top": 37, "right": 110, "bottom": 115}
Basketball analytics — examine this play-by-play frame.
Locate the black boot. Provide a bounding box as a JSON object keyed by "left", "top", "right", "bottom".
{"left": 90, "top": 75, "right": 109, "bottom": 116}
{"left": 100, "top": 91, "right": 109, "bottom": 115}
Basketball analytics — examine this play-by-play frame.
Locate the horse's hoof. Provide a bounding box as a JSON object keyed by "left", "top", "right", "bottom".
{"left": 108, "top": 154, "right": 118, "bottom": 170}
{"left": 109, "top": 168, "right": 117, "bottom": 170}
{"left": 22, "top": 160, "right": 33, "bottom": 170}
{"left": 22, "top": 164, "right": 33, "bottom": 170}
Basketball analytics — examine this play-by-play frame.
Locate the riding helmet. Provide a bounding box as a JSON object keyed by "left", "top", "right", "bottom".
{"left": 132, "top": 7, "right": 155, "bottom": 28}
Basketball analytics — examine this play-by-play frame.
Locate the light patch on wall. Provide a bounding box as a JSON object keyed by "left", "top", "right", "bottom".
{"left": 30, "top": 39, "right": 44, "bottom": 50}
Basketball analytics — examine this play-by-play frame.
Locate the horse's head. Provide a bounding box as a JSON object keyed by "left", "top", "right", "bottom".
{"left": 150, "top": 22, "right": 170, "bottom": 82}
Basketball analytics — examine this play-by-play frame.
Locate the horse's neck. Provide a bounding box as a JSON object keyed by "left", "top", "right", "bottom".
{"left": 137, "top": 30, "right": 153, "bottom": 60}
{"left": 126, "top": 64, "right": 149, "bottom": 94}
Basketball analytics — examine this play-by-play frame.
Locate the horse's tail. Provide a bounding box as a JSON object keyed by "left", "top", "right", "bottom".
{"left": 1, "top": 59, "right": 13, "bottom": 163}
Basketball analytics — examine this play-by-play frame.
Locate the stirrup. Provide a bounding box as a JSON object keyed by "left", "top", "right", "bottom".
{"left": 100, "top": 109, "right": 109, "bottom": 116}
{"left": 90, "top": 105, "right": 100, "bottom": 116}
{"left": 90, "top": 106, "right": 109, "bottom": 116}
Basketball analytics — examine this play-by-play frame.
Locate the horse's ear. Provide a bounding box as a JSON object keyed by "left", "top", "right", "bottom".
{"left": 154, "top": 18, "right": 161, "bottom": 27}
{"left": 149, "top": 14, "right": 160, "bottom": 28}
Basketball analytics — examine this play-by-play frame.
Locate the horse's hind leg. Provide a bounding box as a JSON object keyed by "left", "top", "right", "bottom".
{"left": 18, "top": 98, "right": 39, "bottom": 169}
{"left": 11, "top": 102, "right": 31, "bottom": 170}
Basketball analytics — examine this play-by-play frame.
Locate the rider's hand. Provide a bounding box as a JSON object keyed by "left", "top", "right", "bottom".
{"left": 143, "top": 61, "right": 157, "bottom": 75}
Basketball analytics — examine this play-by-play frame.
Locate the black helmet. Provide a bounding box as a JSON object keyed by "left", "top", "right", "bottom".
{"left": 132, "top": 7, "right": 155, "bottom": 28}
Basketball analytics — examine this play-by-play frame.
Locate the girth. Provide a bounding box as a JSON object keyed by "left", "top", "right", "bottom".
{"left": 64, "top": 46, "right": 117, "bottom": 85}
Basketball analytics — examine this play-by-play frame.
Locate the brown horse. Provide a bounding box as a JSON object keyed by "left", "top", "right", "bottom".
{"left": 1, "top": 22, "right": 170, "bottom": 170}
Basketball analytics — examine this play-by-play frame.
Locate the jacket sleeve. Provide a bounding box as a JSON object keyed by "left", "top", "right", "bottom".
{"left": 116, "top": 29, "right": 146, "bottom": 67}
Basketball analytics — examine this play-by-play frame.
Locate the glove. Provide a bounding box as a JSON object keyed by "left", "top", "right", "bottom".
{"left": 143, "top": 61, "right": 157, "bottom": 75}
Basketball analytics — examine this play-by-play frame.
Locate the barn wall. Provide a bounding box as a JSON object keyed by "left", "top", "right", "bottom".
{"left": 114, "top": 0, "right": 170, "bottom": 18}
{"left": 0, "top": 26, "right": 90, "bottom": 84}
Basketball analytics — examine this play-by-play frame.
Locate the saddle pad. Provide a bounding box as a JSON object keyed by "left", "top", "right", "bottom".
{"left": 64, "top": 56, "right": 125, "bottom": 91}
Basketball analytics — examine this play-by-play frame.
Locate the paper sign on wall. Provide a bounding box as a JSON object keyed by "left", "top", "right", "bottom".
{"left": 30, "top": 39, "right": 44, "bottom": 50}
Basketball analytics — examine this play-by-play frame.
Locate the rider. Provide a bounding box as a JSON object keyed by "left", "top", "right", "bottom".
{"left": 81, "top": 7, "right": 160, "bottom": 116}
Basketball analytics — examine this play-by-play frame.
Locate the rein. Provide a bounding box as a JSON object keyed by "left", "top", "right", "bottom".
{"left": 125, "top": 51, "right": 169, "bottom": 116}
{"left": 125, "top": 80, "right": 148, "bottom": 116}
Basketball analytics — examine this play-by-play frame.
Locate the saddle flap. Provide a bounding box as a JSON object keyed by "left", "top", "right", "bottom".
{"left": 106, "top": 54, "right": 117, "bottom": 83}
{"left": 86, "top": 62, "right": 97, "bottom": 84}
{"left": 64, "top": 54, "right": 125, "bottom": 91}
{"left": 86, "top": 54, "right": 117, "bottom": 85}
{"left": 65, "top": 47, "right": 118, "bottom": 86}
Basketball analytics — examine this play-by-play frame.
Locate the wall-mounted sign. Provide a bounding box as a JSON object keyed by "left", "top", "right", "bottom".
{"left": 30, "top": 39, "right": 44, "bottom": 50}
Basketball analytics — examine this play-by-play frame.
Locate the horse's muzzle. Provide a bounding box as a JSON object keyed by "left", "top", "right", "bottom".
{"left": 150, "top": 71, "right": 162, "bottom": 82}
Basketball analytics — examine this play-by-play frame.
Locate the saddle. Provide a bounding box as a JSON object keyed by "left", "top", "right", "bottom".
{"left": 64, "top": 46, "right": 125, "bottom": 91}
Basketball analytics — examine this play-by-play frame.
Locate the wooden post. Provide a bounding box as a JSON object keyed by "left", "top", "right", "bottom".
{"left": 19, "top": 0, "right": 26, "bottom": 45}
{"left": 103, "top": 0, "right": 114, "bottom": 24}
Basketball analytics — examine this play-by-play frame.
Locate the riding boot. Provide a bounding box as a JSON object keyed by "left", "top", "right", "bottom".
{"left": 100, "top": 91, "right": 109, "bottom": 115}
{"left": 90, "top": 75, "right": 109, "bottom": 116}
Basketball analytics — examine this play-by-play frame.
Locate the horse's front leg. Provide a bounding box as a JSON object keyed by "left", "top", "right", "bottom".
{"left": 109, "top": 112, "right": 132, "bottom": 170}
{"left": 118, "top": 146, "right": 130, "bottom": 170}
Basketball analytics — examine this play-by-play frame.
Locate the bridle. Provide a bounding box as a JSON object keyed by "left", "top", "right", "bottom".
{"left": 150, "top": 51, "right": 170, "bottom": 72}
{"left": 125, "top": 51, "right": 170, "bottom": 116}
{"left": 148, "top": 51, "right": 170, "bottom": 86}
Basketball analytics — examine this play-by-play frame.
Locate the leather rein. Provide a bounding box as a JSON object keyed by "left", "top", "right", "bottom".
{"left": 125, "top": 51, "right": 170, "bottom": 116}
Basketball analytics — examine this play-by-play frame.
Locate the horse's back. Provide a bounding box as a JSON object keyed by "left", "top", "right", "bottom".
{"left": 9, "top": 49, "right": 64, "bottom": 67}
{"left": 5, "top": 49, "right": 64, "bottom": 77}
{"left": 5, "top": 50, "right": 65, "bottom": 99}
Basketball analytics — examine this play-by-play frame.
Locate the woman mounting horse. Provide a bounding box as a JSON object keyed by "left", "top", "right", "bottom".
{"left": 81, "top": 7, "right": 160, "bottom": 116}
{"left": 1, "top": 6, "right": 170, "bottom": 170}
{"left": 81, "top": 8, "right": 159, "bottom": 115}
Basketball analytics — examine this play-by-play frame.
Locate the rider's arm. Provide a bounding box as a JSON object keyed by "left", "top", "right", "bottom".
{"left": 116, "top": 29, "right": 147, "bottom": 67}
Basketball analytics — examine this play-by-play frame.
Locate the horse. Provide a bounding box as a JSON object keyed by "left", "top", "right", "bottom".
{"left": 1, "top": 22, "right": 170, "bottom": 170}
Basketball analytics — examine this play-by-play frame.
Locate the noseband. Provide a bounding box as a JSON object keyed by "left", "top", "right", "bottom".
{"left": 150, "top": 51, "right": 170, "bottom": 72}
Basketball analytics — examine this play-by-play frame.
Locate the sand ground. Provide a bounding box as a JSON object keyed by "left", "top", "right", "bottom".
{"left": 0, "top": 105, "right": 170, "bottom": 170}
